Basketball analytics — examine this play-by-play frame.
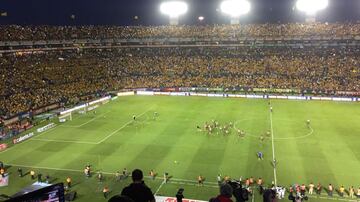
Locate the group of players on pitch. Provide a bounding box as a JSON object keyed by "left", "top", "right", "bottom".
{"left": 197, "top": 120, "right": 235, "bottom": 136}
{"left": 197, "top": 119, "right": 274, "bottom": 142}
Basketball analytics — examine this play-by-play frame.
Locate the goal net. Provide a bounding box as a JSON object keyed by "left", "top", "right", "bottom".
{"left": 58, "top": 112, "right": 72, "bottom": 122}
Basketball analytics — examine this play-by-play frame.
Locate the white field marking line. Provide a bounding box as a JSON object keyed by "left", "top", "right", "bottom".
{"left": 274, "top": 126, "right": 314, "bottom": 140}
{"left": 269, "top": 102, "right": 277, "bottom": 187}
{"left": 30, "top": 138, "right": 98, "bottom": 145}
{"left": 59, "top": 112, "right": 110, "bottom": 128}
{"left": 154, "top": 181, "right": 166, "bottom": 195}
{"left": 233, "top": 119, "right": 314, "bottom": 140}
{"left": 96, "top": 107, "right": 153, "bottom": 144}
{"left": 252, "top": 190, "right": 255, "bottom": 202}
{"left": 30, "top": 109, "right": 152, "bottom": 145}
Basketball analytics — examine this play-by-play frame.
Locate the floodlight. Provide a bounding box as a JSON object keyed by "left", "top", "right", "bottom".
{"left": 198, "top": 16, "right": 205, "bottom": 21}
{"left": 220, "top": 0, "right": 251, "bottom": 18}
{"left": 296, "top": 0, "right": 328, "bottom": 15}
{"left": 160, "top": 1, "right": 188, "bottom": 18}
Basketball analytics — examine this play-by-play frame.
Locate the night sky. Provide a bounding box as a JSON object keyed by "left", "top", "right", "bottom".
{"left": 0, "top": 0, "right": 359, "bottom": 26}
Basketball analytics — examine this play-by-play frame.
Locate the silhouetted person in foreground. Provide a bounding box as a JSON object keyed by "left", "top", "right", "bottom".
{"left": 121, "top": 169, "right": 155, "bottom": 202}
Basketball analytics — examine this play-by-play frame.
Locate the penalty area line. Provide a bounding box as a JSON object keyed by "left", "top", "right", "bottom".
{"left": 96, "top": 107, "right": 154, "bottom": 144}
{"left": 27, "top": 108, "right": 154, "bottom": 145}
{"left": 59, "top": 111, "right": 111, "bottom": 128}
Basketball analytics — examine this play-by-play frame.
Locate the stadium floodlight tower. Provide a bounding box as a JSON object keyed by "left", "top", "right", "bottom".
{"left": 220, "top": 0, "right": 251, "bottom": 24}
{"left": 296, "top": 0, "right": 328, "bottom": 22}
{"left": 160, "top": 1, "right": 188, "bottom": 25}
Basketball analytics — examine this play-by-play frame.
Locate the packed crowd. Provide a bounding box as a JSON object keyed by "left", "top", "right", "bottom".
{"left": 1, "top": 46, "right": 359, "bottom": 117}
{"left": 1, "top": 22, "right": 360, "bottom": 41}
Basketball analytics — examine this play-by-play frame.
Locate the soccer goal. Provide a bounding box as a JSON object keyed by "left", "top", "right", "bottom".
{"left": 58, "top": 112, "right": 72, "bottom": 122}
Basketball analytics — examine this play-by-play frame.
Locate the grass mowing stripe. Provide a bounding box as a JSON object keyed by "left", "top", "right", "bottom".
{"left": 269, "top": 101, "right": 277, "bottom": 187}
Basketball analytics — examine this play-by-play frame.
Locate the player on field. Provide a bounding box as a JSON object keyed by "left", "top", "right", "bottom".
{"left": 149, "top": 170, "right": 155, "bottom": 180}
{"left": 309, "top": 182, "right": 314, "bottom": 194}
{"left": 249, "top": 176, "right": 254, "bottom": 185}
{"left": 272, "top": 158, "right": 277, "bottom": 168}
{"left": 198, "top": 175, "right": 204, "bottom": 186}
{"left": 66, "top": 177, "right": 72, "bottom": 188}
{"left": 98, "top": 172, "right": 103, "bottom": 182}
{"left": 300, "top": 184, "right": 306, "bottom": 196}
{"left": 217, "top": 174, "right": 222, "bottom": 186}
{"left": 115, "top": 171, "right": 121, "bottom": 181}
{"left": 164, "top": 172, "right": 169, "bottom": 183}
{"left": 132, "top": 115, "right": 136, "bottom": 121}
{"left": 328, "top": 184, "right": 333, "bottom": 197}
{"left": 30, "top": 170, "right": 35, "bottom": 180}
{"left": 270, "top": 106, "right": 273, "bottom": 113}
{"left": 349, "top": 186, "right": 355, "bottom": 198}
{"left": 245, "top": 178, "right": 250, "bottom": 187}
{"left": 122, "top": 168, "right": 128, "bottom": 179}
{"left": 224, "top": 175, "right": 230, "bottom": 182}
{"left": 259, "top": 135, "right": 264, "bottom": 142}
{"left": 257, "top": 151, "right": 263, "bottom": 160}
{"left": 339, "top": 185, "right": 345, "bottom": 197}
{"left": 316, "top": 183, "right": 322, "bottom": 195}
{"left": 306, "top": 120, "right": 311, "bottom": 127}
{"left": 17, "top": 168, "right": 23, "bottom": 177}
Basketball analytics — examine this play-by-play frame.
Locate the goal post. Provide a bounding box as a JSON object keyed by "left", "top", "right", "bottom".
{"left": 59, "top": 112, "right": 72, "bottom": 122}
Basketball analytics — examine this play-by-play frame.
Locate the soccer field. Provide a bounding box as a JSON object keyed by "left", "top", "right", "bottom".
{"left": 0, "top": 96, "right": 359, "bottom": 202}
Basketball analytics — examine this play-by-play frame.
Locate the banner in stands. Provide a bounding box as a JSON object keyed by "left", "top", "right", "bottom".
{"left": 13, "top": 132, "right": 35, "bottom": 144}
{"left": 141, "top": 90, "right": 358, "bottom": 102}
{"left": 32, "top": 103, "right": 60, "bottom": 116}
{"left": 117, "top": 91, "right": 135, "bottom": 96}
{"left": 88, "top": 96, "right": 111, "bottom": 105}
{"left": 37, "top": 123, "right": 56, "bottom": 133}
{"left": 336, "top": 91, "right": 360, "bottom": 96}
{"left": 2, "top": 116, "right": 20, "bottom": 126}
{"left": 155, "top": 196, "right": 206, "bottom": 202}
{"left": 0, "top": 144, "right": 7, "bottom": 151}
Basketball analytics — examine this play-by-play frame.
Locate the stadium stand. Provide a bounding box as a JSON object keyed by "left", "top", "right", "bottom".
{"left": 0, "top": 23, "right": 360, "bottom": 139}
{"left": 1, "top": 23, "right": 360, "bottom": 41}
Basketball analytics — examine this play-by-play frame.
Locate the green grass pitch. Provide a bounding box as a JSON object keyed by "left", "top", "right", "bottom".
{"left": 0, "top": 96, "right": 359, "bottom": 202}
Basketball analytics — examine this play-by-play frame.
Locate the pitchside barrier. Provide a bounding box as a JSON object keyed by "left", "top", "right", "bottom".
{"left": 155, "top": 196, "right": 206, "bottom": 202}
{"left": 136, "top": 91, "right": 359, "bottom": 102}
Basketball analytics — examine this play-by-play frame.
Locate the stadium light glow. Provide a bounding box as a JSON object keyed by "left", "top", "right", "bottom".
{"left": 160, "top": 1, "right": 188, "bottom": 18}
{"left": 220, "top": 0, "right": 251, "bottom": 18}
{"left": 296, "top": 0, "right": 328, "bottom": 15}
